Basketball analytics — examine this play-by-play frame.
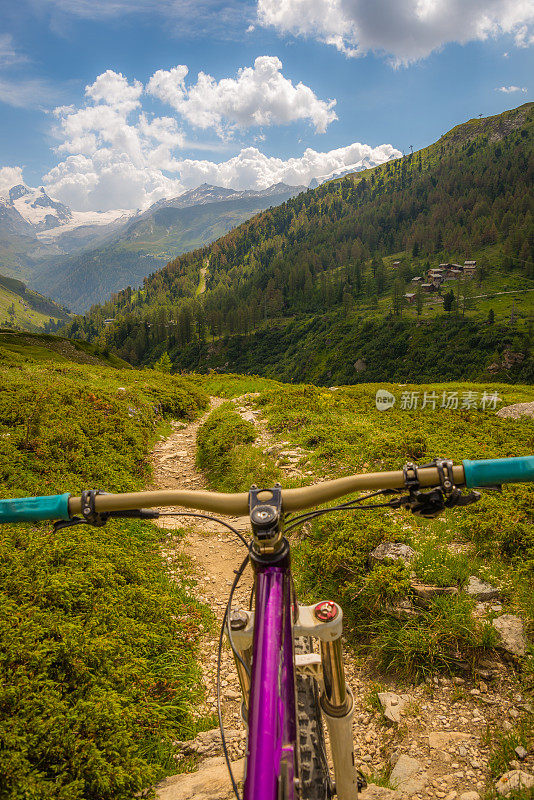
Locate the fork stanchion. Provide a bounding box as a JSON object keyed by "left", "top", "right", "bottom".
{"left": 319, "top": 620, "right": 358, "bottom": 800}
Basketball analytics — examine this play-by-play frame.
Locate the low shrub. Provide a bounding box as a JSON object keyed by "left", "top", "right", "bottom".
{"left": 0, "top": 360, "right": 210, "bottom": 798}
{"left": 196, "top": 402, "right": 280, "bottom": 492}
{"left": 372, "top": 594, "right": 497, "bottom": 677}
{"left": 412, "top": 539, "right": 472, "bottom": 587}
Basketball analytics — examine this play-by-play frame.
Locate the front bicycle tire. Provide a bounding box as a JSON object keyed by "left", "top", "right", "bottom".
{"left": 295, "top": 637, "right": 333, "bottom": 800}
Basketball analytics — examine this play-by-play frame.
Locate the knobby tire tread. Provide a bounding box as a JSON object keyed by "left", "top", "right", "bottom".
{"left": 295, "top": 637, "right": 333, "bottom": 800}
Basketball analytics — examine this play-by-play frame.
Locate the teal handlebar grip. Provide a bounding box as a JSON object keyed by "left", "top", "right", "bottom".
{"left": 463, "top": 457, "right": 534, "bottom": 487}
{"left": 0, "top": 493, "right": 71, "bottom": 523}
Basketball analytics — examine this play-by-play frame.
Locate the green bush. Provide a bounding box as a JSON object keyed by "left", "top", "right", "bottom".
{"left": 0, "top": 360, "right": 210, "bottom": 798}
{"left": 0, "top": 521, "right": 207, "bottom": 800}
{"left": 196, "top": 402, "right": 280, "bottom": 492}
{"left": 372, "top": 594, "right": 497, "bottom": 677}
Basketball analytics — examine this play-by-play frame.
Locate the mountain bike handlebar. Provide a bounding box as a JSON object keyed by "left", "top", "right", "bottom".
{"left": 0, "top": 456, "right": 533, "bottom": 524}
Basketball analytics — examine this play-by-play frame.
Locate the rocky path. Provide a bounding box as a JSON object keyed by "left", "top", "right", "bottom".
{"left": 153, "top": 396, "right": 533, "bottom": 800}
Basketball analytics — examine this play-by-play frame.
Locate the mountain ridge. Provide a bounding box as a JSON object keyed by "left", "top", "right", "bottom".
{"left": 30, "top": 182, "right": 306, "bottom": 311}
{"left": 63, "top": 102, "right": 534, "bottom": 383}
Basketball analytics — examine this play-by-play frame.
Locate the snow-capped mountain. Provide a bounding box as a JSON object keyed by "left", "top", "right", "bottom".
{"left": 2, "top": 184, "right": 131, "bottom": 235}
{"left": 8, "top": 184, "right": 72, "bottom": 231}
{"left": 143, "top": 182, "right": 304, "bottom": 214}
{"left": 31, "top": 181, "right": 305, "bottom": 312}
{"left": 0, "top": 179, "right": 305, "bottom": 311}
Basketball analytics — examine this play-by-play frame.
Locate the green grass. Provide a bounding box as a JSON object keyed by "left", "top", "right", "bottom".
{"left": 0, "top": 284, "right": 65, "bottom": 330}
{"left": 196, "top": 401, "right": 281, "bottom": 492}
{"left": 194, "top": 374, "right": 534, "bottom": 680}
{"left": 412, "top": 538, "right": 473, "bottom": 587}
{"left": 481, "top": 721, "right": 534, "bottom": 799}
{"left": 0, "top": 353, "right": 210, "bottom": 799}
{"left": 0, "top": 330, "right": 131, "bottom": 369}
{"left": 191, "top": 372, "right": 280, "bottom": 398}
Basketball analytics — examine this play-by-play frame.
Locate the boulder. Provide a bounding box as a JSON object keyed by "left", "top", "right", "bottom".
{"left": 411, "top": 582, "right": 458, "bottom": 601}
{"left": 369, "top": 542, "right": 415, "bottom": 565}
{"left": 491, "top": 614, "right": 527, "bottom": 657}
{"left": 496, "top": 402, "right": 534, "bottom": 420}
{"left": 466, "top": 576, "right": 500, "bottom": 601}
{"left": 495, "top": 769, "right": 534, "bottom": 796}
{"left": 428, "top": 731, "right": 472, "bottom": 750}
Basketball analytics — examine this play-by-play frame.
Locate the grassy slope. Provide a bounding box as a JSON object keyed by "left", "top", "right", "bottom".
{"left": 194, "top": 374, "right": 533, "bottom": 678}
{"left": 78, "top": 103, "right": 533, "bottom": 380}
{"left": 0, "top": 345, "right": 211, "bottom": 799}
{"left": 33, "top": 191, "right": 301, "bottom": 313}
{"left": 0, "top": 329, "right": 131, "bottom": 369}
{"left": 0, "top": 283, "right": 68, "bottom": 330}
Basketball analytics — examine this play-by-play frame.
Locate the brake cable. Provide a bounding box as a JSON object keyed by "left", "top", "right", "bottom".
{"left": 218, "top": 552, "right": 250, "bottom": 800}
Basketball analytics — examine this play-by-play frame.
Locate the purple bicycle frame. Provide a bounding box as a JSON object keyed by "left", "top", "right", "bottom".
{"left": 243, "top": 562, "right": 297, "bottom": 800}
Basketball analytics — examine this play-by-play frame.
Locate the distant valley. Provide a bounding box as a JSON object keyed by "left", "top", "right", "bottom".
{"left": 0, "top": 181, "right": 306, "bottom": 312}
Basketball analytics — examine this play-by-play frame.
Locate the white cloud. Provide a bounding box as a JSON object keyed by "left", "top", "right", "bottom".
{"left": 0, "top": 34, "right": 27, "bottom": 67}
{"left": 35, "top": 0, "right": 255, "bottom": 38}
{"left": 257, "top": 0, "right": 534, "bottom": 64}
{"left": 45, "top": 70, "right": 186, "bottom": 209}
{"left": 0, "top": 166, "right": 25, "bottom": 196}
{"left": 0, "top": 76, "right": 60, "bottom": 109}
{"left": 175, "top": 142, "right": 399, "bottom": 190}
{"left": 147, "top": 57, "right": 337, "bottom": 135}
{"left": 43, "top": 66, "right": 396, "bottom": 211}
{"left": 496, "top": 85, "right": 528, "bottom": 93}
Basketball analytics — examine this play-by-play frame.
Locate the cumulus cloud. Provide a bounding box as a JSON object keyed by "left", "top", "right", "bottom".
{"left": 45, "top": 70, "right": 186, "bottom": 209}
{"left": 257, "top": 0, "right": 534, "bottom": 64}
{"left": 147, "top": 57, "right": 337, "bottom": 135}
{"left": 0, "top": 166, "right": 25, "bottom": 196}
{"left": 496, "top": 85, "right": 528, "bottom": 93}
{"left": 175, "top": 142, "right": 399, "bottom": 190}
{"left": 43, "top": 65, "right": 396, "bottom": 211}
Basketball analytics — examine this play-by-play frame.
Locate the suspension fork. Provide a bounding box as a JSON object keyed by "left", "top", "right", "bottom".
{"left": 230, "top": 598, "right": 358, "bottom": 800}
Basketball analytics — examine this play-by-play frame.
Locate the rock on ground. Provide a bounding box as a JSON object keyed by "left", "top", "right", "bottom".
{"left": 377, "top": 692, "right": 412, "bottom": 723}
{"left": 491, "top": 614, "right": 527, "bottom": 657}
{"left": 369, "top": 542, "right": 416, "bottom": 565}
{"left": 495, "top": 769, "right": 534, "bottom": 796}
{"left": 496, "top": 402, "right": 534, "bottom": 419}
{"left": 466, "top": 576, "right": 500, "bottom": 601}
{"left": 389, "top": 754, "right": 426, "bottom": 795}
{"left": 156, "top": 757, "right": 244, "bottom": 800}
{"left": 428, "top": 731, "right": 473, "bottom": 750}
{"left": 361, "top": 785, "right": 401, "bottom": 799}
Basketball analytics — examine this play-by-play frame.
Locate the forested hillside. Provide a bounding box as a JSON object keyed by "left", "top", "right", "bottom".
{"left": 62, "top": 103, "right": 534, "bottom": 382}
{"left": 33, "top": 184, "right": 303, "bottom": 312}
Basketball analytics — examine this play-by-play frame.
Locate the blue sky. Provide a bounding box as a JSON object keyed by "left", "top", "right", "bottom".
{"left": 0, "top": 0, "right": 532, "bottom": 211}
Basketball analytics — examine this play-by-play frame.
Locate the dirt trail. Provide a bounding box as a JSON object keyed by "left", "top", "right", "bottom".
{"left": 152, "top": 398, "right": 252, "bottom": 749}
{"left": 152, "top": 396, "right": 530, "bottom": 800}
